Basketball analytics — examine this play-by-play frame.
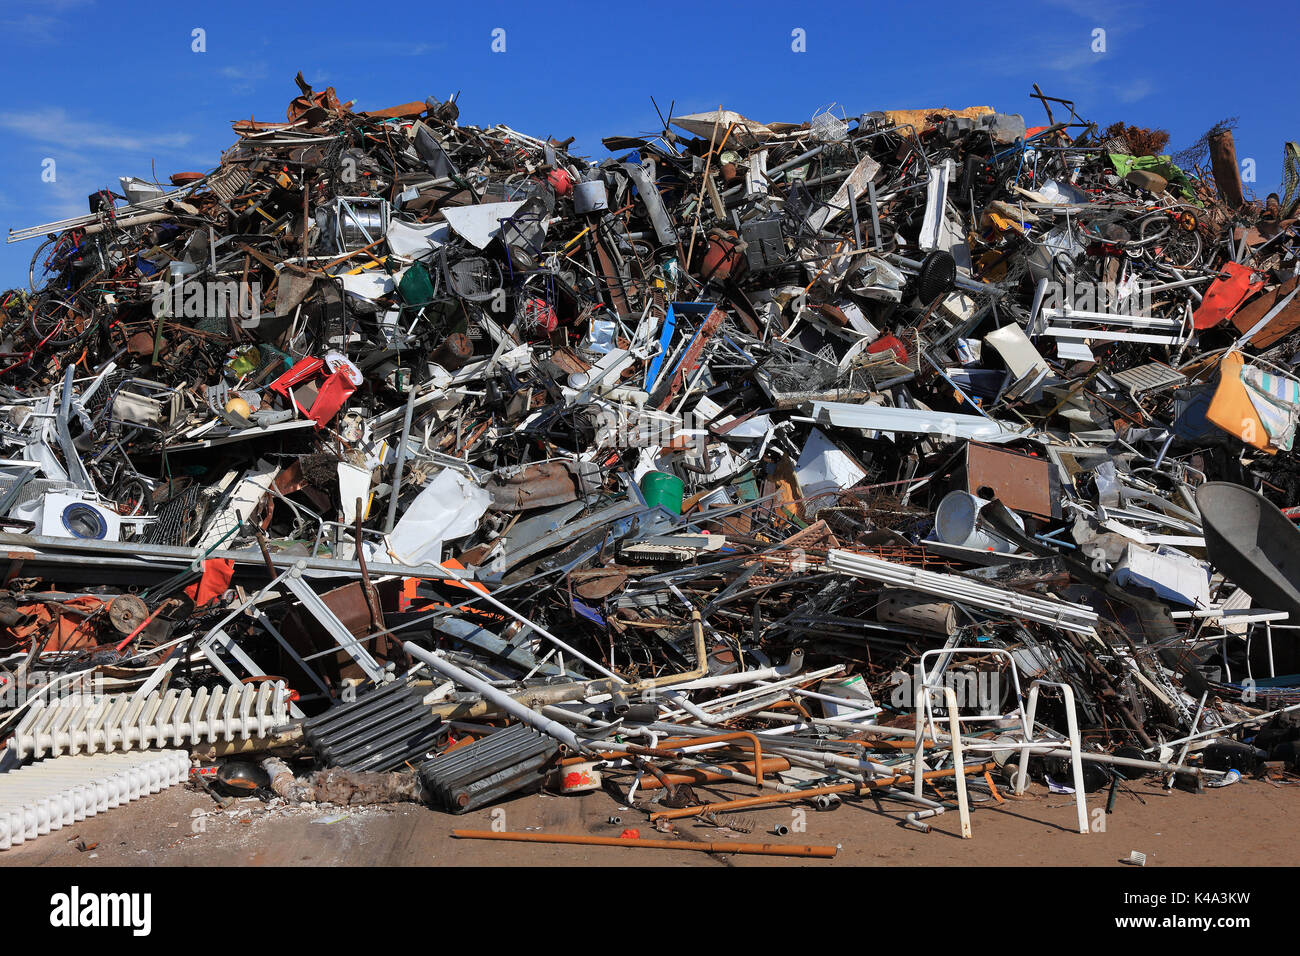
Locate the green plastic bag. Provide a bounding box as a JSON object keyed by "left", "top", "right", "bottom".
{"left": 398, "top": 261, "right": 436, "bottom": 307}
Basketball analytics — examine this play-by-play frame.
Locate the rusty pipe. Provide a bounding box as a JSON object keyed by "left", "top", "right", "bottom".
{"left": 650, "top": 761, "right": 996, "bottom": 821}
{"left": 630, "top": 756, "right": 680, "bottom": 800}
{"left": 635, "top": 757, "right": 791, "bottom": 790}
{"left": 451, "top": 829, "right": 837, "bottom": 859}
{"left": 650, "top": 731, "right": 767, "bottom": 788}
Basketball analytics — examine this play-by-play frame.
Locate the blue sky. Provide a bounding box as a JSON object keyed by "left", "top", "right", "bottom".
{"left": 1, "top": 0, "right": 1295, "bottom": 287}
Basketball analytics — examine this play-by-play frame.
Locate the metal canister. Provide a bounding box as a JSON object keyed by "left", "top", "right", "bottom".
{"left": 573, "top": 179, "right": 609, "bottom": 214}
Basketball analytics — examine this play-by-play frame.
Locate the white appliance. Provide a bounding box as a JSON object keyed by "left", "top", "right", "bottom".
{"left": 14, "top": 491, "right": 122, "bottom": 541}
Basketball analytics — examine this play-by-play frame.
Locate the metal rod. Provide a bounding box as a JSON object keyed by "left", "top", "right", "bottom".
{"left": 403, "top": 640, "right": 585, "bottom": 751}
{"left": 385, "top": 382, "right": 419, "bottom": 533}
{"left": 650, "top": 762, "right": 995, "bottom": 821}
{"left": 451, "top": 829, "right": 838, "bottom": 858}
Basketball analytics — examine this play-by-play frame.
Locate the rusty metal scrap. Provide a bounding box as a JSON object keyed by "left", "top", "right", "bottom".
{"left": 1, "top": 74, "right": 1298, "bottom": 860}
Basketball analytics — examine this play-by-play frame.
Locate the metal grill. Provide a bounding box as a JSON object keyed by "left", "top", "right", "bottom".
{"left": 445, "top": 256, "right": 502, "bottom": 303}
{"left": 766, "top": 354, "right": 841, "bottom": 394}
{"left": 811, "top": 103, "right": 848, "bottom": 143}
{"left": 1111, "top": 361, "right": 1187, "bottom": 396}
{"left": 206, "top": 165, "right": 251, "bottom": 204}
{"left": 142, "top": 483, "right": 203, "bottom": 546}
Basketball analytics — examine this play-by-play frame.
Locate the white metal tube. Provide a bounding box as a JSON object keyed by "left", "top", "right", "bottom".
{"left": 404, "top": 641, "right": 585, "bottom": 752}
{"left": 827, "top": 550, "right": 1097, "bottom": 633}
{"left": 816, "top": 719, "right": 1225, "bottom": 778}
{"left": 659, "top": 653, "right": 808, "bottom": 693}
{"left": 655, "top": 665, "right": 841, "bottom": 719}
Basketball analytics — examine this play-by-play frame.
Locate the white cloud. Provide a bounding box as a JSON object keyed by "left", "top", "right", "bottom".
{"left": 1117, "top": 79, "right": 1154, "bottom": 104}
{"left": 1, "top": 0, "right": 95, "bottom": 43}
{"left": 218, "top": 64, "right": 271, "bottom": 94}
{"left": 0, "top": 109, "right": 193, "bottom": 153}
{"left": 220, "top": 65, "right": 266, "bottom": 80}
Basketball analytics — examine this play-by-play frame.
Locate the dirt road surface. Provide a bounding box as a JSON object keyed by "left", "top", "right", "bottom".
{"left": 2, "top": 774, "right": 1293, "bottom": 867}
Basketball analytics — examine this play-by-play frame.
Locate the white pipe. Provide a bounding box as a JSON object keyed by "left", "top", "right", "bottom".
{"left": 660, "top": 652, "right": 807, "bottom": 693}
{"left": 1146, "top": 699, "right": 1300, "bottom": 753}
{"left": 404, "top": 642, "right": 585, "bottom": 752}
{"left": 761, "top": 744, "right": 898, "bottom": 778}
{"left": 811, "top": 719, "right": 1226, "bottom": 778}
{"left": 653, "top": 666, "right": 842, "bottom": 723}
{"left": 827, "top": 550, "right": 1097, "bottom": 633}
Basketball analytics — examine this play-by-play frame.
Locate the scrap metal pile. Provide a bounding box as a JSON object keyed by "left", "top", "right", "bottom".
{"left": 2, "top": 77, "right": 1300, "bottom": 853}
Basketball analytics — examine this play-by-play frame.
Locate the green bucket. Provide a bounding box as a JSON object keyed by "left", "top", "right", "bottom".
{"left": 640, "top": 471, "right": 684, "bottom": 515}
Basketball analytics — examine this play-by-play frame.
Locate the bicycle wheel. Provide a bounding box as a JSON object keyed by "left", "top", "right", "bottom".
{"left": 1141, "top": 210, "right": 1202, "bottom": 269}
{"left": 26, "top": 295, "right": 95, "bottom": 350}
{"left": 1133, "top": 213, "right": 1171, "bottom": 247}
{"left": 108, "top": 474, "right": 153, "bottom": 517}
{"left": 29, "top": 234, "right": 75, "bottom": 293}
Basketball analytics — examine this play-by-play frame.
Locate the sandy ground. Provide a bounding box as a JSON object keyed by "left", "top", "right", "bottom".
{"left": 2, "top": 772, "right": 1294, "bottom": 867}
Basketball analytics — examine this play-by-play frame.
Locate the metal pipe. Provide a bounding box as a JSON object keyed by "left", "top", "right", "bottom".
{"left": 652, "top": 732, "right": 767, "bottom": 787}
{"left": 452, "top": 829, "right": 838, "bottom": 859}
{"left": 826, "top": 550, "right": 1097, "bottom": 633}
{"left": 633, "top": 757, "right": 791, "bottom": 790}
{"left": 657, "top": 650, "right": 808, "bottom": 695}
{"left": 1145, "top": 699, "right": 1300, "bottom": 754}
{"left": 649, "top": 762, "right": 995, "bottom": 821}
{"left": 761, "top": 744, "right": 897, "bottom": 779}
{"left": 719, "top": 145, "right": 826, "bottom": 199}
{"left": 83, "top": 211, "right": 177, "bottom": 235}
{"left": 820, "top": 720, "right": 1225, "bottom": 779}
{"left": 9, "top": 187, "right": 200, "bottom": 242}
{"left": 385, "top": 383, "right": 419, "bottom": 533}
{"left": 403, "top": 641, "right": 585, "bottom": 752}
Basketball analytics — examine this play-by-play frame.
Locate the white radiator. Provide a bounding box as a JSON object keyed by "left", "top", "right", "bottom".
{"left": 7, "top": 682, "right": 290, "bottom": 759}
{"left": 0, "top": 750, "right": 189, "bottom": 850}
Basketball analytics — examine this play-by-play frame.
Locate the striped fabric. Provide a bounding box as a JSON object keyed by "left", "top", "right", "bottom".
{"left": 1241, "top": 362, "right": 1300, "bottom": 451}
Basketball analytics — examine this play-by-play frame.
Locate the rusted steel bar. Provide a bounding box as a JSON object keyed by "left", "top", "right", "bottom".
{"left": 451, "top": 829, "right": 837, "bottom": 859}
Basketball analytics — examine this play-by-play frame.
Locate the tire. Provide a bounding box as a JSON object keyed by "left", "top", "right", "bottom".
{"left": 1134, "top": 214, "right": 1171, "bottom": 247}
{"left": 109, "top": 475, "right": 153, "bottom": 517}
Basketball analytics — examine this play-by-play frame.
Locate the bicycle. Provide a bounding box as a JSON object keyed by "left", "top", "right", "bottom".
{"left": 28, "top": 229, "right": 85, "bottom": 293}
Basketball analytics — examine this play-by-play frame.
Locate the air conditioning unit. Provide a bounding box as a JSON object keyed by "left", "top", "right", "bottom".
{"left": 13, "top": 491, "right": 122, "bottom": 541}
